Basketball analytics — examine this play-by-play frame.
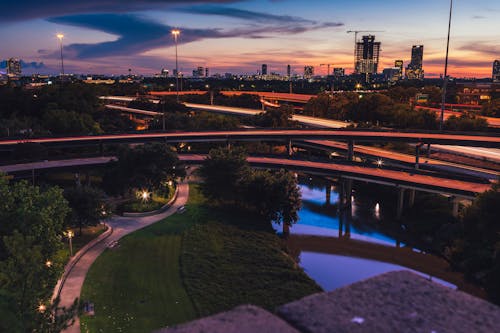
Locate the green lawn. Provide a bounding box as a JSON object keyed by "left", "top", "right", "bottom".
{"left": 80, "top": 185, "right": 320, "bottom": 333}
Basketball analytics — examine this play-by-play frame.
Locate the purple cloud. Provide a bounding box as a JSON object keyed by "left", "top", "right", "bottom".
{"left": 0, "top": 0, "right": 241, "bottom": 23}
{"left": 44, "top": 12, "right": 343, "bottom": 59}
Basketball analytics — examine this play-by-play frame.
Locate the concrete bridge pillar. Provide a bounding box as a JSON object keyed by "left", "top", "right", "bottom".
{"left": 415, "top": 145, "right": 420, "bottom": 170}
{"left": 282, "top": 222, "right": 290, "bottom": 236}
{"left": 451, "top": 196, "right": 459, "bottom": 218}
{"left": 325, "top": 185, "right": 331, "bottom": 205}
{"left": 396, "top": 188, "right": 405, "bottom": 220}
{"left": 226, "top": 140, "right": 231, "bottom": 150}
{"left": 287, "top": 139, "right": 293, "bottom": 157}
{"left": 347, "top": 140, "right": 354, "bottom": 162}
{"left": 408, "top": 189, "right": 416, "bottom": 208}
{"left": 337, "top": 181, "right": 344, "bottom": 211}
{"left": 344, "top": 179, "right": 353, "bottom": 208}
{"left": 426, "top": 143, "right": 431, "bottom": 158}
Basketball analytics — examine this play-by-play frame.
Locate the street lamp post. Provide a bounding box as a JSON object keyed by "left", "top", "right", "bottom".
{"left": 171, "top": 29, "right": 180, "bottom": 102}
{"left": 56, "top": 34, "right": 65, "bottom": 79}
{"left": 65, "top": 230, "right": 74, "bottom": 257}
{"left": 440, "top": 0, "right": 453, "bottom": 131}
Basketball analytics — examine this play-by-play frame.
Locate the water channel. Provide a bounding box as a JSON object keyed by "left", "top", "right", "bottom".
{"left": 273, "top": 179, "right": 457, "bottom": 292}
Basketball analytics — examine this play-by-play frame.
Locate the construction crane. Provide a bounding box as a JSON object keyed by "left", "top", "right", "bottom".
{"left": 346, "top": 30, "right": 385, "bottom": 73}
{"left": 320, "top": 64, "right": 335, "bottom": 76}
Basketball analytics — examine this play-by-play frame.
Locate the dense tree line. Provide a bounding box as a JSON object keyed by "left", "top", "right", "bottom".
{"left": 446, "top": 184, "right": 500, "bottom": 304}
{"left": 0, "top": 84, "right": 140, "bottom": 137}
{"left": 303, "top": 91, "right": 489, "bottom": 131}
{"left": 199, "top": 147, "right": 301, "bottom": 228}
{"left": 0, "top": 176, "right": 78, "bottom": 331}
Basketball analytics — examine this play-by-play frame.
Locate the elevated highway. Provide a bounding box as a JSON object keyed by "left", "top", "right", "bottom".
{"left": 179, "top": 154, "right": 491, "bottom": 199}
{"left": 1, "top": 129, "right": 498, "bottom": 148}
{"left": 0, "top": 155, "right": 492, "bottom": 199}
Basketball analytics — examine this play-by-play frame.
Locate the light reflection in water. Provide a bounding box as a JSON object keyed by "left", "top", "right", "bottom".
{"left": 279, "top": 182, "right": 456, "bottom": 291}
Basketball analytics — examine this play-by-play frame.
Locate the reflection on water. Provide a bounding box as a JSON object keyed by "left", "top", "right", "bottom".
{"left": 276, "top": 181, "right": 456, "bottom": 291}
{"left": 273, "top": 183, "right": 398, "bottom": 246}
{"left": 301, "top": 252, "right": 455, "bottom": 291}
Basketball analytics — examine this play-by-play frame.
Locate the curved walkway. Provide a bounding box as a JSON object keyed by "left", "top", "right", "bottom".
{"left": 58, "top": 181, "right": 189, "bottom": 333}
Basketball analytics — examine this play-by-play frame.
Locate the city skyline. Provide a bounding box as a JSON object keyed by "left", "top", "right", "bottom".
{"left": 0, "top": 0, "right": 499, "bottom": 77}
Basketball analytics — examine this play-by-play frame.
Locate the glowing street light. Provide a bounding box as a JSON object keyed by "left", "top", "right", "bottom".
{"left": 45, "top": 260, "right": 52, "bottom": 268}
{"left": 38, "top": 303, "right": 47, "bottom": 313}
{"left": 56, "top": 34, "right": 65, "bottom": 78}
{"left": 376, "top": 159, "right": 383, "bottom": 167}
{"left": 171, "top": 29, "right": 181, "bottom": 102}
{"left": 64, "top": 230, "right": 74, "bottom": 257}
{"left": 138, "top": 190, "right": 150, "bottom": 202}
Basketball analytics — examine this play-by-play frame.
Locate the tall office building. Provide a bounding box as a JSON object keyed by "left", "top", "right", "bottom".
{"left": 304, "top": 65, "right": 314, "bottom": 79}
{"left": 493, "top": 60, "right": 500, "bottom": 82}
{"left": 205, "top": 67, "right": 209, "bottom": 78}
{"left": 355, "top": 35, "right": 381, "bottom": 75}
{"left": 6, "top": 58, "right": 21, "bottom": 77}
{"left": 333, "top": 68, "right": 345, "bottom": 77}
{"left": 405, "top": 45, "right": 424, "bottom": 80}
{"left": 261, "top": 64, "right": 268, "bottom": 75}
{"left": 395, "top": 60, "right": 403, "bottom": 79}
{"left": 287, "top": 64, "right": 291, "bottom": 78}
{"left": 192, "top": 66, "right": 205, "bottom": 78}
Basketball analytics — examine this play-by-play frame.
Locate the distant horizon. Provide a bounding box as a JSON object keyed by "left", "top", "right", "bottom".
{"left": 1, "top": 1, "right": 499, "bottom": 78}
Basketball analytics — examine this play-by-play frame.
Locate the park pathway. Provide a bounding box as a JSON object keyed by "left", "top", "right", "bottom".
{"left": 58, "top": 182, "right": 189, "bottom": 333}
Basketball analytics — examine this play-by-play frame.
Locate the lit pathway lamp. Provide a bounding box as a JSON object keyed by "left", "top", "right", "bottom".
{"left": 56, "top": 34, "right": 65, "bottom": 79}
{"left": 171, "top": 29, "right": 181, "bottom": 102}
{"left": 65, "top": 230, "right": 74, "bottom": 257}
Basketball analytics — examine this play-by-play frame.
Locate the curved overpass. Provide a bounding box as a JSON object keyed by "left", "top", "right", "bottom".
{"left": 179, "top": 155, "right": 491, "bottom": 199}
{"left": 1, "top": 129, "right": 499, "bottom": 148}
{"left": 0, "top": 155, "right": 492, "bottom": 199}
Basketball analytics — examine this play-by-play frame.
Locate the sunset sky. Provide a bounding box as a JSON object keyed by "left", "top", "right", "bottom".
{"left": 0, "top": 0, "right": 498, "bottom": 78}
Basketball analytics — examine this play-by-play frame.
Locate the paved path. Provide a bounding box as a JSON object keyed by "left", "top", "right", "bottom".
{"left": 59, "top": 182, "right": 189, "bottom": 333}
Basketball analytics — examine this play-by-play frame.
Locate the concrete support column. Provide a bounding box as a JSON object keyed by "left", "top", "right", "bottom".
{"left": 396, "top": 188, "right": 405, "bottom": 220}
{"left": 426, "top": 143, "right": 431, "bottom": 158}
{"left": 210, "top": 91, "right": 214, "bottom": 105}
{"left": 226, "top": 140, "right": 231, "bottom": 150}
{"left": 415, "top": 146, "right": 420, "bottom": 170}
{"left": 408, "top": 189, "right": 416, "bottom": 208}
{"left": 451, "top": 196, "right": 459, "bottom": 218}
{"left": 347, "top": 140, "right": 354, "bottom": 162}
{"left": 337, "top": 181, "right": 344, "bottom": 211}
{"left": 287, "top": 139, "right": 293, "bottom": 157}
{"left": 326, "top": 185, "right": 331, "bottom": 205}
{"left": 345, "top": 179, "right": 353, "bottom": 208}
{"left": 338, "top": 212, "right": 344, "bottom": 238}
{"left": 282, "top": 223, "right": 290, "bottom": 236}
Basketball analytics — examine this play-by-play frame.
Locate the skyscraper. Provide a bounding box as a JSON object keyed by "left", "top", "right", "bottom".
{"left": 287, "top": 64, "right": 291, "bottom": 78}
{"left": 405, "top": 45, "right": 424, "bottom": 80}
{"left": 355, "top": 35, "right": 381, "bottom": 75}
{"left": 261, "top": 64, "right": 268, "bottom": 76}
{"left": 304, "top": 66, "right": 314, "bottom": 79}
{"left": 493, "top": 60, "right": 500, "bottom": 83}
{"left": 6, "top": 58, "right": 21, "bottom": 77}
{"left": 395, "top": 60, "right": 403, "bottom": 79}
{"left": 333, "top": 68, "right": 345, "bottom": 77}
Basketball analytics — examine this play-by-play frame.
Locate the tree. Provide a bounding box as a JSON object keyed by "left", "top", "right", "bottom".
{"left": 102, "top": 143, "right": 185, "bottom": 195}
{"left": 0, "top": 177, "right": 70, "bottom": 263}
{"left": 254, "top": 104, "right": 298, "bottom": 128}
{"left": 448, "top": 183, "right": 500, "bottom": 304}
{"left": 242, "top": 169, "right": 301, "bottom": 226}
{"left": 64, "top": 186, "right": 111, "bottom": 235}
{"left": 198, "top": 147, "right": 249, "bottom": 202}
